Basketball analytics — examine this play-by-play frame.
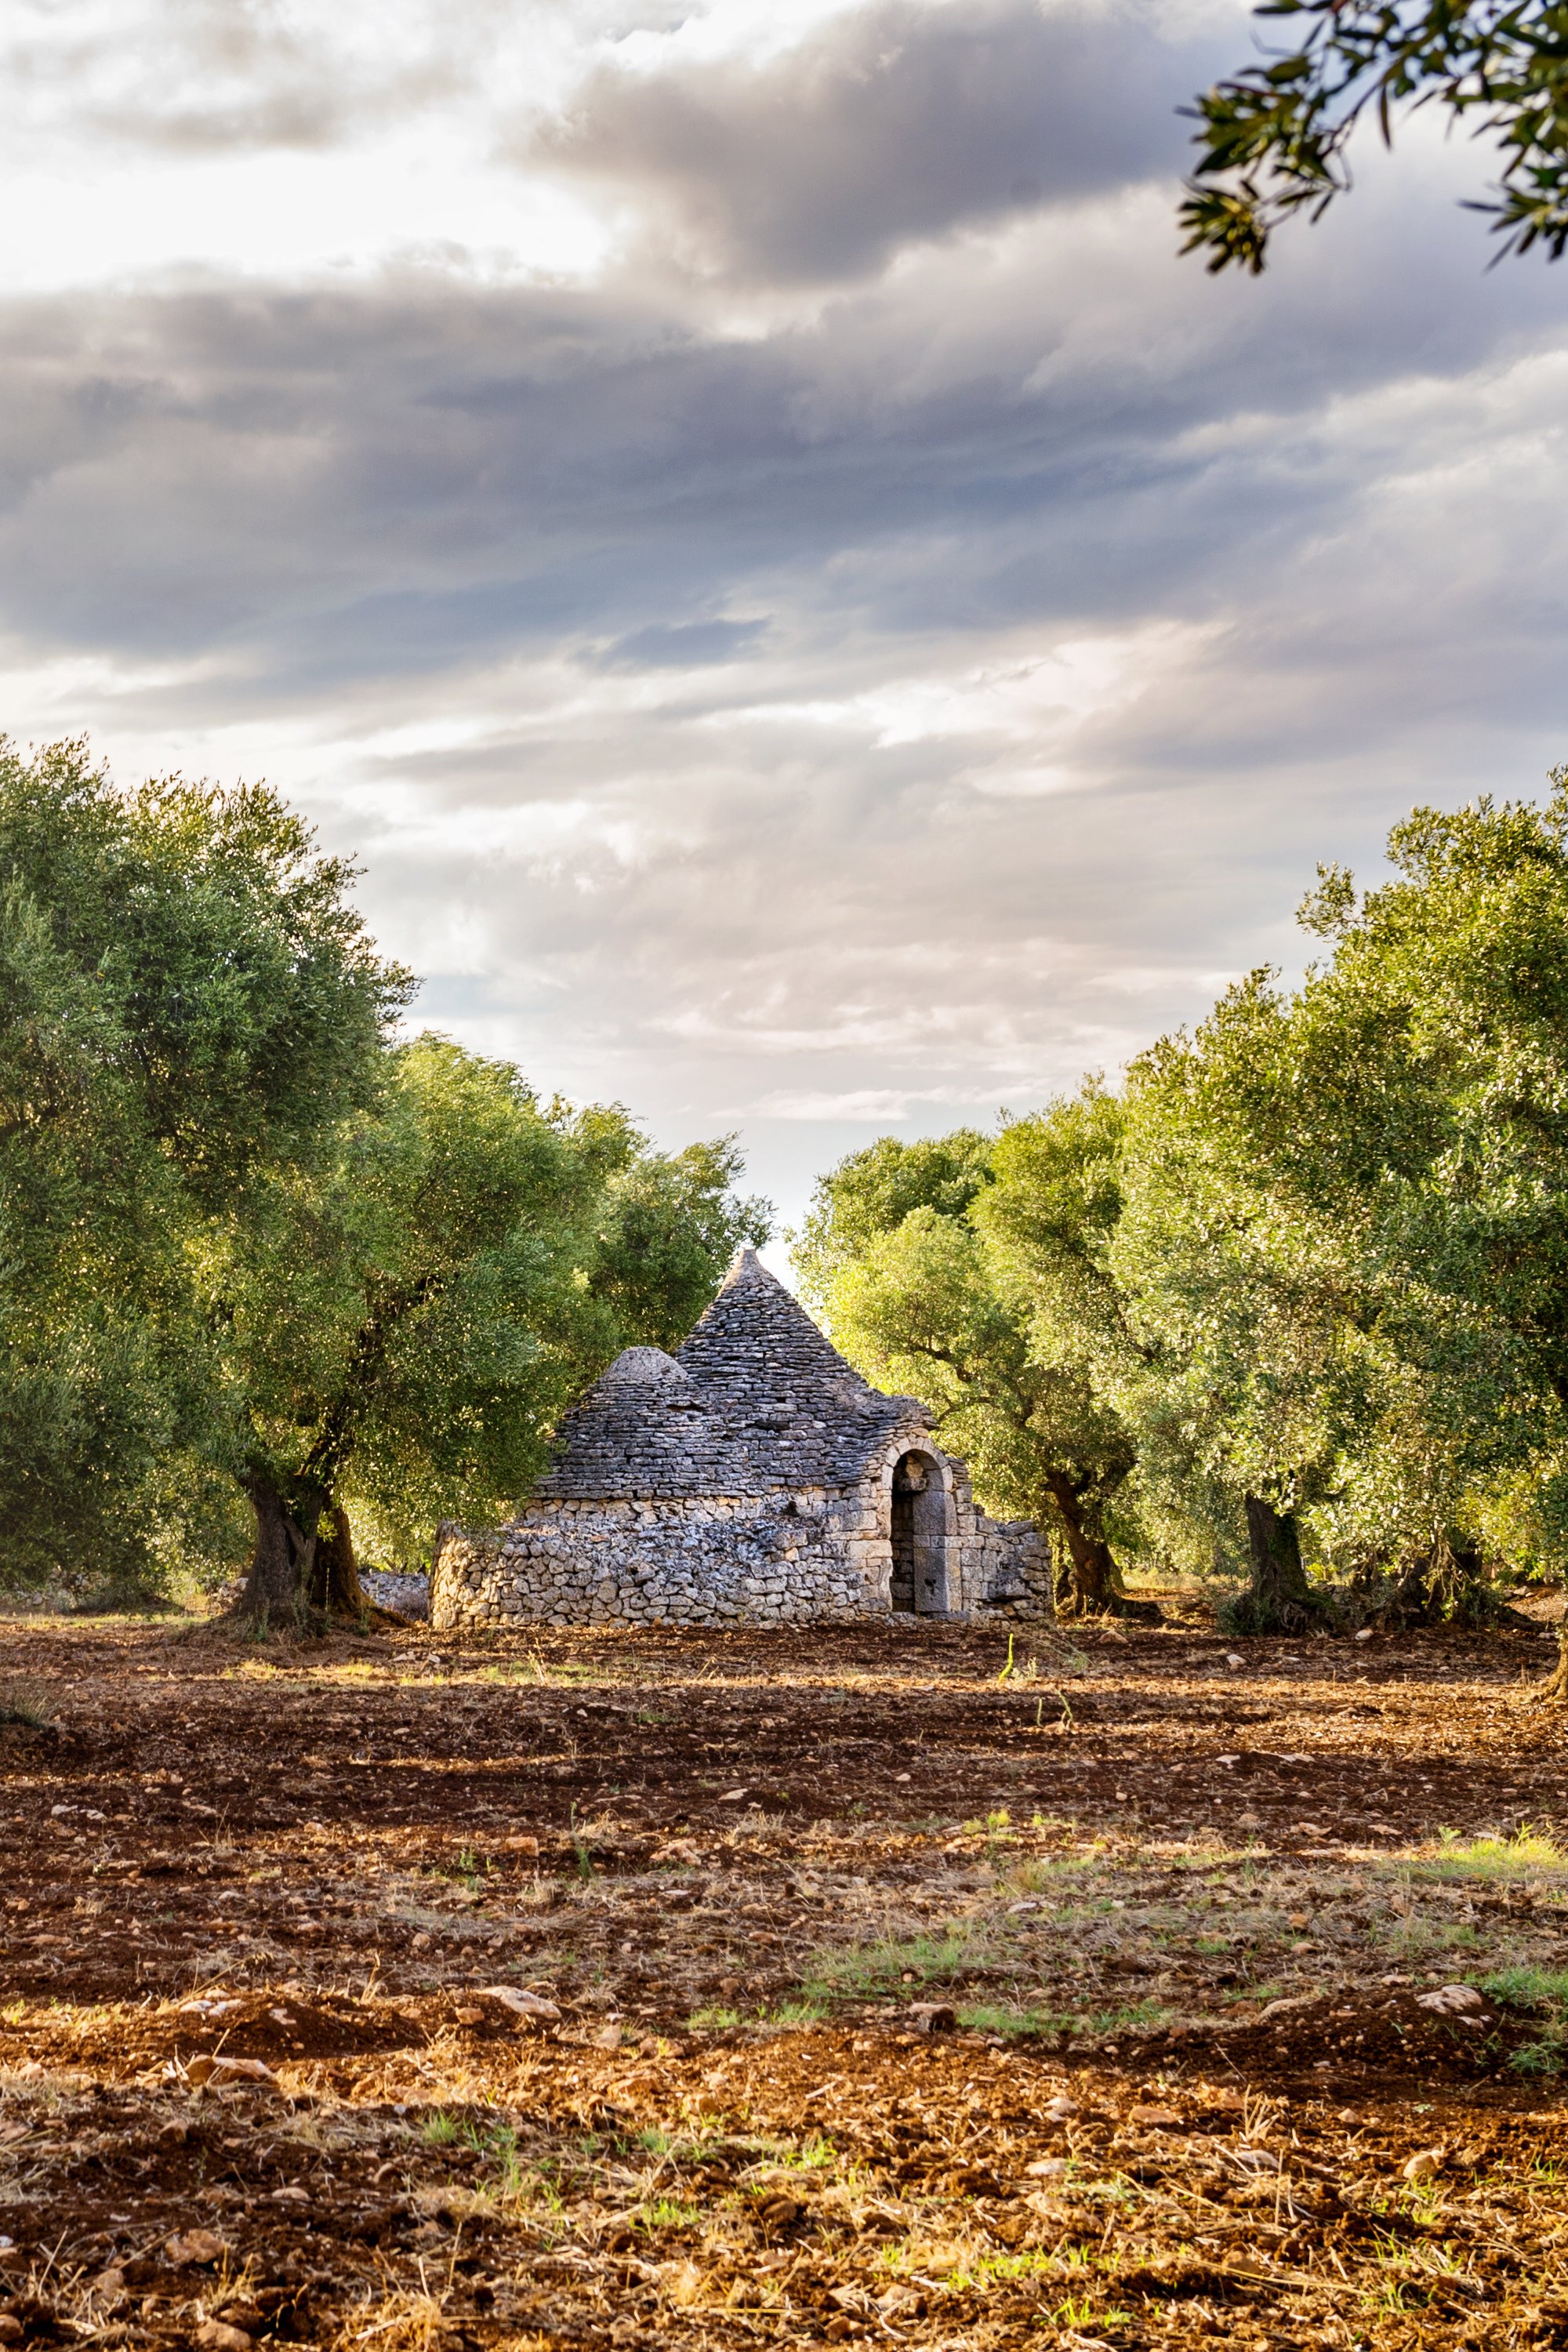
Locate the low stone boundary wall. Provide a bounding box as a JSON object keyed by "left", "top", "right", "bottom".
{"left": 960, "top": 1517, "right": 1054, "bottom": 1618}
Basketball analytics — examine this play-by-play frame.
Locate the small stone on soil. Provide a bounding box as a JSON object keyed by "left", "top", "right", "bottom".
{"left": 165, "top": 2230, "right": 227, "bottom": 2266}
{"left": 906, "top": 2002, "right": 956, "bottom": 2032}
{"left": 197, "top": 2322, "right": 252, "bottom": 2352}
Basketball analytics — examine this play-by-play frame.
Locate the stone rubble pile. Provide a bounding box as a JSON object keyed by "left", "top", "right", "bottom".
{"left": 359, "top": 1569, "right": 430, "bottom": 1620}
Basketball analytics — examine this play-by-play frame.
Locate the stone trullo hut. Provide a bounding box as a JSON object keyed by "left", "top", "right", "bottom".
{"left": 430, "top": 1248, "right": 1051, "bottom": 1629}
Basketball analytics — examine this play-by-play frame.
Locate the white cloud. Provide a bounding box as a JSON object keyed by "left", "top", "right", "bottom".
{"left": 750, "top": 1087, "right": 983, "bottom": 1121}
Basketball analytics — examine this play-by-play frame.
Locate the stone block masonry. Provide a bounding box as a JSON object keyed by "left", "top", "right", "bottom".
{"left": 434, "top": 1490, "right": 1049, "bottom": 1628}
{"left": 959, "top": 1514, "right": 1054, "bottom": 1621}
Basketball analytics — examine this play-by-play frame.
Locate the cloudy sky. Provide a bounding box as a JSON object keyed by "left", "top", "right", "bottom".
{"left": 5, "top": 0, "right": 1567, "bottom": 1250}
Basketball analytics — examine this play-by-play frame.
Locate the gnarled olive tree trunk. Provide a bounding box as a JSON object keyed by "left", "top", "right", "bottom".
{"left": 230, "top": 1484, "right": 407, "bottom": 1635}
{"left": 309, "top": 1502, "right": 376, "bottom": 1617}
{"left": 231, "top": 1474, "right": 328, "bottom": 1635}
{"left": 1541, "top": 1628, "right": 1568, "bottom": 1704}
{"left": 1047, "top": 1474, "right": 1161, "bottom": 1623}
{"left": 1380, "top": 1530, "right": 1531, "bottom": 1630}
{"left": 1230, "top": 1494, "right": 1323, "bottom": 1635}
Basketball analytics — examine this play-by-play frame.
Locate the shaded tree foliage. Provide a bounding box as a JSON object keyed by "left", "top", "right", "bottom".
{"left": 579, "top": 1129, "right": 772, "bottom": 1356}
{"left": 1109, "top": 775, "right": 1568, "bottom": 1628}
{"left": 797, "top": 779, "right": 1568, "bottom": 1639}
{"left": 0, "top": 740, "right": 771, "bottom": 1627}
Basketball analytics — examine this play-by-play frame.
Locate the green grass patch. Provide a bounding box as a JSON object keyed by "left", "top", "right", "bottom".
{"left": 1084, "top": 1998, "right": 1170, "bottom": 2036}
{"left": 519, "top": 1651, "right": 600, "bottom": 1686}
{"left": 1482, "top": 1965, "right": 1568, "bottom": 2009}
{"left": 1007, "top": 1850, "right": 1106, "bottom": 1894}
{"left": 956, "top": 2001, "right": 1065, "bottom": 2038}
{"left": 461, "top": 2119, "right": 524, "bottom": 2194}
{"left": 426, "top": 1845, "right": 490, "bottom": 1888}
{"left": 1508, "top": 2039, "right": 1565, "bottom": 2076}
{"left": 775, "top": 2136, "right": 839, "bottom": 2172}
{"left": 800, "top": 1926, "right": 983, "bottom": 2004}
{"left": 638, "top": 2198, "right": 702, "bottom": 2230}
{"left": 952, "top": 2249, "right": 1060, "bottom": 2288}
{"left": 687, "top": 2005, "right": 742, "bottom": 2030}
{"left": 1384, "top": 1915, "right": 1472, "bottom": 1965}
{"left": 960, "top": 1807, "right": 1018, "bottom": 1851}
{"left": 1052, "top": 2296, "right": 1132, "bottom": 2329}
{"left": 1417, "top": 1826, "right": 1568, "bottom": 1882}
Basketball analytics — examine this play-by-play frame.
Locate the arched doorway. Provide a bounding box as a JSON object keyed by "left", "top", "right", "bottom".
{"left": 890, "top": 1451, "right": 949, "bottom": 1614}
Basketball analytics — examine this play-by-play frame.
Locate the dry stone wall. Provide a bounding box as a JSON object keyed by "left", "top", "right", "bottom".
{"left": 431, "top": 1492, "right": 874, "bottom": 1628}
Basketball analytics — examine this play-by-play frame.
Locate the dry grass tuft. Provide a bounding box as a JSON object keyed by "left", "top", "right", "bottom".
{"left": 0, "top": 1675, "right": 56, "bottom": 1728}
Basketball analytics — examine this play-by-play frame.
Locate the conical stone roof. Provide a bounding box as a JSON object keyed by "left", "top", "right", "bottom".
{"left": 532, "top": 1247, "right": 927, "bottom": 1498}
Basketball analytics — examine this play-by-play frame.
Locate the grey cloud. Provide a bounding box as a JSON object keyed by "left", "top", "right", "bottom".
{"left": 535, "top": 0, "right": 1226, "bottom": 281}
{"left": 592, "top": 617, "right": 769, "bottom": 668}
{"left": 2, "top": 129, "right": 1566, "bottom": 1227}
{"left": 0, "top": 176, "right": 1555, "bottom": 690}
{"left": 5, "top": 0, "right": 509, "bottom": 154}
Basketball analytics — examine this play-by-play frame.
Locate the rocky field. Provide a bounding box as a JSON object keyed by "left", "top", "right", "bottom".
{"left": 2, "top": 1610, "right": 1567, "bottom": 2352}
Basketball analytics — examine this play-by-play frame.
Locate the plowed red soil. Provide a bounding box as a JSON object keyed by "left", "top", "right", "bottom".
{"left": 3, "top": 1610, "right": 1567, "bottom": 2351}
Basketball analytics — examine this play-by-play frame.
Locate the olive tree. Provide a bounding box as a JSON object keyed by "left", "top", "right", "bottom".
{"left": 217, "top": 1044, "right": 772, "bottom": 1630}
{"left": 794, "top": 1113, "right": 1154, "bottom": 1617}
{"left": 1108, "top": 775, "right": 1568, "bottom": 1632}
{"left": 0, "top": 739, "right": 409, "bottom": 1595}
